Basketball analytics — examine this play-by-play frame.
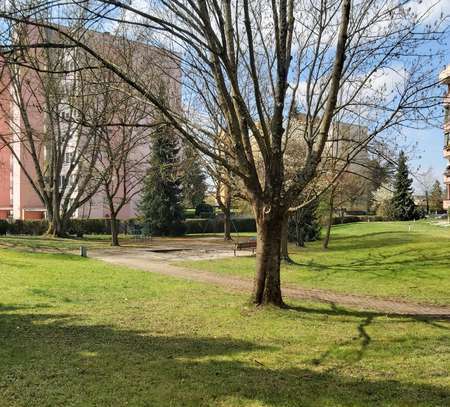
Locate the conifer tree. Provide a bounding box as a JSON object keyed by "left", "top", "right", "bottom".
{"left": 391, "top": 151, "right": 418, "bottom": 221}
{"left": 140, "top": 122, "right": 186, "bottom": 236}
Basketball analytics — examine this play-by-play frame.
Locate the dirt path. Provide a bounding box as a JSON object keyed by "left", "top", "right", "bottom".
{"left": 91, "top": 248, "right": 450, "bottom": 318}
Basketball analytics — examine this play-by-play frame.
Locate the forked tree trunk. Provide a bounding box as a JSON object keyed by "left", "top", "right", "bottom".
{"left": 46, "top": 213, "right": 67, "bottom": 238}
{"left": 253, "top": 208, "right": 285, "bottom": 307}
{"left": 110, "top": 216, "right": 120, "bottom": 246}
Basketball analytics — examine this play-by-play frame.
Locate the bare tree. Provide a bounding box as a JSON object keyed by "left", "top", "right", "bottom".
{"left": 1, "top": 0, "right": 446, "bottom": 305}
{"left": 93, "top": 72, "right": 153, "bottom": 246}
{"left": 0, "top": 23, "right": 106, "bottom": 236}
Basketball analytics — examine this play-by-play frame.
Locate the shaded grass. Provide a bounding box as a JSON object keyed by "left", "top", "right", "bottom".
{"left": 1, "top": 249, "right": 449, "bottom": 406}
{"left": 178, "top": 221, "right": 450, "bottom": 305}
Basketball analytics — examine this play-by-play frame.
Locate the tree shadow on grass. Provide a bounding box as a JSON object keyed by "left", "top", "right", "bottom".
{"left": 0, "top": 305, "right": 449, "bottom": 406}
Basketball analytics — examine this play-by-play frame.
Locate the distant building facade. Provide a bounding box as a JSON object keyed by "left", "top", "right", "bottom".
{"left": 440, "top": 65, "right": 450, "bottom": 210}
{"left": 0, "top": 26, "right": 181, "bottom": 221}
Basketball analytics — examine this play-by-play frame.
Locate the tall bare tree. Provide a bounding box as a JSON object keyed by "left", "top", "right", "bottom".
{"left": 0, "top": 0, "right": 446, "bottom": 305}
{"left": 0, "top": 23, "right": 105, "bottom": 236}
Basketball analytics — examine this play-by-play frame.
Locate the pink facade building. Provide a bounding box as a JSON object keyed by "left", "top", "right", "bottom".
{"left": 441, "top": 65, "right": 450, "bottom": 210}
{"left": 0, "top": 27, "right": 181, "bottom": 221}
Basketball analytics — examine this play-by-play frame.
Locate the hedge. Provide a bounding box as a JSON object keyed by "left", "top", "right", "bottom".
{"left": 185, "top": 217, "right": 256, "bottom": 234}
{"left": 0, "top": 215, "right": 391, "bottom": 237}
{"left": 331, "top": 215, "right": 388, "bottom": 225}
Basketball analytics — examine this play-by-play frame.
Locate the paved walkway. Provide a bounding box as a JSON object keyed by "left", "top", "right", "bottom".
{"left": 91, "top": 248, "right": 450, "bottom": 318}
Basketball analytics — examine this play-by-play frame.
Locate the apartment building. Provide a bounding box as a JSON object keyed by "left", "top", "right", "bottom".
{"left": 0, "top": 25, "right": 181, "bottom": 221}
{"left": 440, "top": 65, "right": 450, "bottom": 210}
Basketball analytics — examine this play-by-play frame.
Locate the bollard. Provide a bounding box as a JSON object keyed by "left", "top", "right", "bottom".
{"left": 80, "top": 246, "right": 87, "bottom": 258}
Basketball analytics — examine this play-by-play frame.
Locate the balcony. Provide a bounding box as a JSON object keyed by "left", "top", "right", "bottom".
{"left": 439, "top": 65, "right": 450, "bottom": 84}
{"left": 444, "top": 91, "right": 450, "bottom": 104}
{"left": 444, "top": 146, "right": 450, "bottom": 159}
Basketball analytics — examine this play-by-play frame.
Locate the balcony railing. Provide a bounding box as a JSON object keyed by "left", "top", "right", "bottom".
{"left": 444, "top": 146, "right": 450, "bottom": 158}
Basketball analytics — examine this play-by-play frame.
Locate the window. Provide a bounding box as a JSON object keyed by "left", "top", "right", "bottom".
{"left": 64, "top": 152, "right": 73, "bottom": 164}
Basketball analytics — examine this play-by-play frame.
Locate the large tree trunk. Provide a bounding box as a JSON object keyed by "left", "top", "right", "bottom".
{"left": 46, "top": 210, "right": 67, "bottom": 238}
{"left": 280, "top": 215, "right": 293, "bottom": 263}
{"left": 253, "top": 207, "right": 285, "bottom": 307}
{"left": 110, "top": 216, "right": 120, "bottom": 246}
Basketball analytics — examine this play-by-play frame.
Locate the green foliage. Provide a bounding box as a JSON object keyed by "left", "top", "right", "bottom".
{"left": 391, "top": 151, "right": 419, "bottom": 221}
{"left": 181, "top": 144, "right": 208, "bottom": 208}
{"left": 429, "top": 180, "right": 444, "bottom": 212}
{"left": 194, "top": 202, "right": 215, "bottom": 218}
{"left": 140, "top": 123, "right": 186, "bottom": 236}
{"left": 185, "top": 217, "right": 255, "bottom": 234}
{"left": 288, "top": 200, "right": 321, "bottom": 246}
{"left": 0, "top": 220, "right": 8, "bottom": 235}
{"left": 6, "top": 220, "right": 48, "bottom": 235}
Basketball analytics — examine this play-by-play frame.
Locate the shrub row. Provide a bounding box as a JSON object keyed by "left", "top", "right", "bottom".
{"left": 185, "top": 217, "right": 256, "bottom": 234}
{"left": 0, "top": 215, "right": 394, "bottom": 237}
{"left": 0, "top": 219, "right": 48, "bottom": 235}
{"left": 330, "top": 215, "right": 388, "bottom": 225}
{"left": 0, "top": 217, "right": 258, "bottom": 236}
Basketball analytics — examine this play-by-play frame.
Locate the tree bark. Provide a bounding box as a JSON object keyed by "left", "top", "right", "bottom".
{"left": 253, "top": 207, "right": 285, "bottom": 307}
{"left": 110, "top": 216, "right": 120, "bottom": 246}
{"left": 280, "top": 215, "right": 293, "bottom": 263}
{"left": 46, "top": 211, "right": 67, "bottom": 238}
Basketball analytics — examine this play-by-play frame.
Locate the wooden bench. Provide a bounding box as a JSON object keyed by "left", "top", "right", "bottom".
{"left": 234, "top": 240, "right": 257, "bottom": 256}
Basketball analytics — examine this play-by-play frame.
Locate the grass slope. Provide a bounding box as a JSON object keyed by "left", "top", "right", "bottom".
{"left": 0, "top": 248, "right": 449, "bottom": 406}
{"left": 179, "top": 221, "right": 450, "bottom": 305}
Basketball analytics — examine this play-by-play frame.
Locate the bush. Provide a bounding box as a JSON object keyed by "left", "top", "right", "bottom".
{"left": 67, "top": 219, "right": 113, "bottom": 235}
{"left": 194, "top": 203, "right": 215, "bottom": 218}
{"left": 8, "top": 220, "right": 49, "bottom": 235}
{"left": 0, "top": 220, "right": 9, "bottom": 235}
{"left": 185, "top": 217, "right": 256, "bottom": 234}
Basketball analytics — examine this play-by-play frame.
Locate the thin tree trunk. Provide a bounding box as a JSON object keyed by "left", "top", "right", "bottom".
{"left": 110, "top": 216, "right": 120, "bottom": 246}
{"left": 253, "top": 207, "right": 285, "bottom": 307}
{"left": 323, "top": 192, "right": 334, "bottom": 249}
{"left": 217, "top": 181, "right": 233, "bottom": 241}
{"left": 280, "top": 214, "right": 293, "bottom": 263}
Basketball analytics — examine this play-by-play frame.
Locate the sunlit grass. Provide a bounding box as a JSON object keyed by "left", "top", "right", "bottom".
{"left": 1, "top": 248, "right": 449, "bottom": 406}
{"left": 179, "top": 221, "right": 450, "bottom": 305}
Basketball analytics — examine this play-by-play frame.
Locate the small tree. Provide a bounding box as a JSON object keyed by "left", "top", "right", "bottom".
{"left": 429, "top": 181, "right": 444, "bottom": 213}
{"left": 140, "top": 122, "right": 185, "bottom": 236}
{"left": 287, "top": 200, "right": 321, "bottom": 248}
{"left": 391, "top": 151, "right": 417, "bottom": 221}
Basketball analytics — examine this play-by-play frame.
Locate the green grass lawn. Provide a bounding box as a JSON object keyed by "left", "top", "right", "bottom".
{"left": 1, "top": 248, "right": 449, "bottom": 406}
{"left": 179, "top": 221, "right": 450, "bottom": 305}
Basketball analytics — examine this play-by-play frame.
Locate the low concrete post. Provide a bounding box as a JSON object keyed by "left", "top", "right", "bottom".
{"left": 80, "top": 246, "right": 87, "bottom": 258}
